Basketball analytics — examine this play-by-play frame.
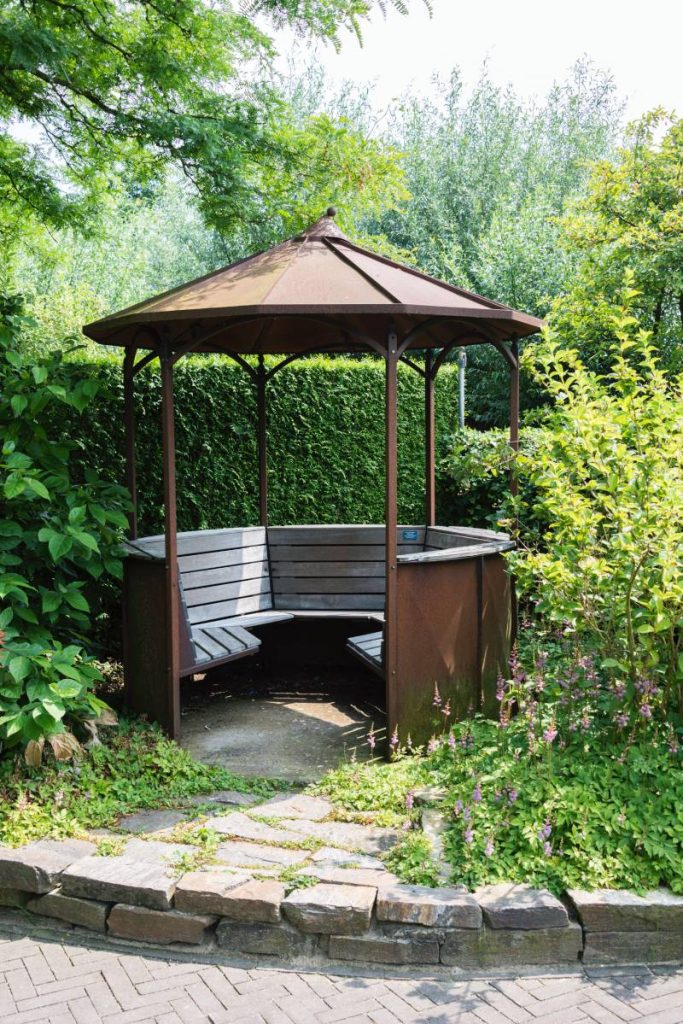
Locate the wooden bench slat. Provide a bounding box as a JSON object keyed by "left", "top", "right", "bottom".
{"left": 273, "top": 578, "right": 386, "bottom": 595}
{"left": 268, "top": 526, "right": 425, "bottom": 546}
{"left": 187, "top": 591, "right": 273, "bottom": 624}
{"left": 179, "top": 544, "right": 268, "bottom": 574}
{"left": 184, "top": 575, "right": 271, "bottom": 609}
{"left": 135, "top": 527, "right": 267, "bottom": 559}
{"left": 346, "top": 630, "right": 384, "bottom": 678}
{"left": 182, "top": 561, "right": 269, "bottom": 590}
{"left": 274, "top": 594, "right": 385, "bottom": 611}
{"left": 270, "top": 560, "right": 385, "bottom": 578}
{"left": 268, "top": 544, "right": 420, "bottom": 561}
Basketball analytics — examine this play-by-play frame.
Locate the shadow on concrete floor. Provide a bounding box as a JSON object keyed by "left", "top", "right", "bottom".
{"left": 179, "top": 659, "right": 386, "bottom": 783}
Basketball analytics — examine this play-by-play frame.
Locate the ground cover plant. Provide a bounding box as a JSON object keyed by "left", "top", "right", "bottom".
{"left": 0, "top": 718, "right": 277, "bottom": 847}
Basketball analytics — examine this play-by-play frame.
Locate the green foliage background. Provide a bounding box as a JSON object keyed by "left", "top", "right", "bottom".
{"left": 58, "top": 353, "right": 476, "bottom": 538}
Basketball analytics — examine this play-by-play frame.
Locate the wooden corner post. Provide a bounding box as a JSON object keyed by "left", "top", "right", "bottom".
{"left": 425, "top": 349, "right": 436, "bottom": 526}
{"left": 257, "top": 355, "right": 268, "bottom": 527}
{"left": 123, "top": 348, "right": 138, "bottom": 539}
{"left": 160, "top": 343, "right": 181, "bottom": 739}
{"left": 384, "top": 329, "right": 399, "bottom": 738}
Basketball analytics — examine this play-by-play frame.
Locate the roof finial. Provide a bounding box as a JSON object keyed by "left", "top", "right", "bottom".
{"left": 326, "top": 205, "right": 337, "bottom": 218}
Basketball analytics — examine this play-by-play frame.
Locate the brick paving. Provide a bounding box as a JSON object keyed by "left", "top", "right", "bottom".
{"left": 0, "top": 926, "right": 680, "bottom": 1024}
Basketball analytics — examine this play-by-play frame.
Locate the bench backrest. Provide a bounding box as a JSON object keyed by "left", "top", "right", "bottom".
{"left": 175, "top": 528, "right": 272, "bottom": 628}
{"left": 268, "top": 525, "right": 424, "bottom": 612}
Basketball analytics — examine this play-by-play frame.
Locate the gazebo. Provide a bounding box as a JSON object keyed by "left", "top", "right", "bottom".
{"left": 84, "top": 209, "right": 543, "bottom": 746}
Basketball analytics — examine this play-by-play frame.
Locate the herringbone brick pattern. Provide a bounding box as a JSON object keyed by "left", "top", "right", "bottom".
{"left": 0, "top": 931, "right": 680, "bottom": 1024}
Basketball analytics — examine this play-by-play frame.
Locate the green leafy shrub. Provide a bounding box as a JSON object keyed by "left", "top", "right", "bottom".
{"left": 0, "top": 295, "right": 129, "bottom": 761}
{"left": 318, "top": 709, "right": 682, "bottom": 894}
{"left": 511, "top": 289, "right": 683, "bottom": 720}
{"left": 0, "top": 718, "right": 278, "bottom": 845}
{"left": 439, "top": 426, "right": 546, "bottom": 533}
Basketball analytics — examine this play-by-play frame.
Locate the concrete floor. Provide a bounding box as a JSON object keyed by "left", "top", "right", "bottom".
{"left": 180, "top": 658, "right": 386, "bottom": 783}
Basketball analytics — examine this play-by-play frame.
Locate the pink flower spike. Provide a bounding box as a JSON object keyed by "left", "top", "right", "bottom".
{"left": 367, "top": 727, "right": 376, "bottom": 751}
{"left": 448, "top": 731, "right": 456, "bottom": 749}
{"left": 464, "top": 827, "right": 474, "bottom": 845}
{"left": 389, "top": 726, "right": 399, "bottom": 750}
{"left": 432, "top": 683, "right": 442, "bottom": 708}
{"left": 405, "top": 790, "right": 415, "bottom": 811}
{"left": 484, "top": 837, "right": 494, "bottom": 857}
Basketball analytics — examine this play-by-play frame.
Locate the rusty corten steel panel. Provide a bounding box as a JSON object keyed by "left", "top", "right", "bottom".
{"left": 393, "top": 558, "right": 481, "bottom": 746}
{"left": 123, "top": 558, "right": 174, "bottom": 733}
{"left": 83, "top": 210, "right": 544, "bottom": 353}
{"left": 480, "top": 554, "right": 513, "bottom": 718}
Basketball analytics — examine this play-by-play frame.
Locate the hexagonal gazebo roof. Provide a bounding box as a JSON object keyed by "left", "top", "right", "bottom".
{"left": 83, "top": 209, "right": 544, "bottom": 354}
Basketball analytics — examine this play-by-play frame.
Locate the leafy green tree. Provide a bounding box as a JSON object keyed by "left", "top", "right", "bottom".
{"left": 0, "top": 0, "right": 414, "bottom": 255}
{"left": 0, "top": 294, "right": 129, "bottom": 762}
{"left": 360, "top": 61, "right": 623, "bottom": 425}
{"left": 511, "top": 284, "right": 683, "bottom": 722}
{"left": 552, "top": 111, "right": 683, "bottom": 374}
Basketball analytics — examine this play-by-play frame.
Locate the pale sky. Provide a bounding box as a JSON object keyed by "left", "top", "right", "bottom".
{"left": 279, "top": 0, "right": 683, "bottom": 121}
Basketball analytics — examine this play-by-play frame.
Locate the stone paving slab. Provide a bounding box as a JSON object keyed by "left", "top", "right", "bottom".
{"left": 252, "top": 794, "right": 333, "bottom": 820}
{"left": 282, "top": 882, "right": 377, "bottom": 935}
{"left": 60, "top": 853, "right": 183, "bottom": 911}
{"left": 107, "top": 903, "right": 217, "bottom": 944}
{"left": 284, "top": 818, "right": 398, "bottom": 854}
{"left": 174, "top": 869, "right": 253, "bottom": 915}
{"left": 568, "top": 888, "right": 683, "bottom": 932}
{"left": 476, "top": 882, "right": 569, "bottom": 929}
{"left": 298, "top": 864, "right": 399, "bottom": 888}
{"left": 26, "top": 888, "right": 110, "bottom": 932}
{"left": 208, "top": 811, "right": 303, "bottom": 843}
{"left": 218, "top": 878, "right": 286, "bottom": 924}
{"left": 309, "top": 848, "right": 385, "bottom": 869}
{"left": 214, "top": 840, "right": 309, "bottom": 869}
{"left": 116, "top": 808, "right": 189, "bottom": 833}
{"left": 0, "top": 839, "right": 95, "bottom": 893}
{"left": 377, "top": 884, "right": 482, "bottom": 928}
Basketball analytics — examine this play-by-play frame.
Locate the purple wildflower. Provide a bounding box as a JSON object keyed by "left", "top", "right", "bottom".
{"left": 507, "top": 789, "right": 518, "bottom": 804}
{"left": 405, "top": 790, "right": 415, "bottom": 811}
{"left": 367, "top": 727, "right": 376, "bottom": 751}
{"left": 496, "top": 674, "right": 505, "bottom": 701}
{"left": 462, "top": 805, "right": 472, "bottom": 821}
{"left": 543, "top": 841, "right": 553, "bottom": 857}
{"left": 389, "top": 726, "right": 399, "bottom": 750}
{"left": 639, "top": 703, "right": 652, "bottom": 720}
{"left": 537, "top": 821, "right": 552, "bottom": 840}
{"left": 442, "top": 699, "right": 452, "bottom": 719}
{"left": 448, "top": 731, "right": 456, "bottom": 750}
{"left": 472, "top": 782, "right": 482, "bottom": 804}
{"left": 543, "top": 724, "right": 558, "bottom": 744}
{"left": 427, "top": 737, "right": 438, "bottom": 754}
{"left": 484, "top": 837, "right": 494, "bottom": 857}
{"left": 464, "top": 827, "right": 474, "bottom": 845}
{"left": 453, "top": 799, "right": 463, "bottom": 816}
{"left": 432, "top": 683, "right": 442, "bottom": 708}
{"left": 615, "top": 712, "right": 628, "bottom": 728}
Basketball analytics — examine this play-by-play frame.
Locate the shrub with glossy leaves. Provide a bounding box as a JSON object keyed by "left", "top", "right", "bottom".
{"left": 0, "top": 295, "right": 129, "bottom": 762}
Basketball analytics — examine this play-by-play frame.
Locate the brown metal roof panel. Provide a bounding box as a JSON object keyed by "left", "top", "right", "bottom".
{"left": 264, "top": 241, "right": 393, "bottom": 306}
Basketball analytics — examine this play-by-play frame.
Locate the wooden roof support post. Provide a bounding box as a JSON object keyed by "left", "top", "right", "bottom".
{"left": 160, "top": 343, "right": 181, "bottom": 739}
{"left": 123, "top": 348, "right": 138, "bottom": 539}
{"left": 425, "top": 350, "right": 436, "bottom": 526}
{"left": 257, "top": 354, "right": 268, "bottom": 526}
{"left": 384, "top": 328, "right": 399, "bottom": 738}
{"left": 509, "top": 339, "right": 520, "bottom": 498}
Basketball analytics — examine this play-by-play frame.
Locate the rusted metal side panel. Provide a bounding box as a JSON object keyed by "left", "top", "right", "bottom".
{"left": 123, "top": 558, "right": 173, "bottom": 730}
{"left": 394, "top": 559, "right": 480, "bottom": 744}
{"left": 479, "top": 554, "right": 513, "bottom": 717}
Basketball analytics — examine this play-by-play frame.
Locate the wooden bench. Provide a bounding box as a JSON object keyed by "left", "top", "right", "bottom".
{"left": 125, "top": 525, "right": 426, "bottom": 677}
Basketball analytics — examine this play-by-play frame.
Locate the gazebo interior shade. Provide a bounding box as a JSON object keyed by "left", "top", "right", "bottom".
{"left": 83, "top": 209, "right": 544, "bottom": 354}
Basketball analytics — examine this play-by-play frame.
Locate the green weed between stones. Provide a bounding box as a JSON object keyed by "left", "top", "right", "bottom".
{"left": 0, "top": 719, "right": 279, "bottom": 846}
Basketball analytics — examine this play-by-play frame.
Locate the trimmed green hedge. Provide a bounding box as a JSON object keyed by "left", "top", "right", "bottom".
{"left": 60, "top": 353, "right": 479, "bottom": 535}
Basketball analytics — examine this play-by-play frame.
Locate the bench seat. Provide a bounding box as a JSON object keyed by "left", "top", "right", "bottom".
{"left": 192, "top": 623, "right": 262, "bottom": 666}
{"left": 346, "top": 630, "right": 384, "bottom": 678}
